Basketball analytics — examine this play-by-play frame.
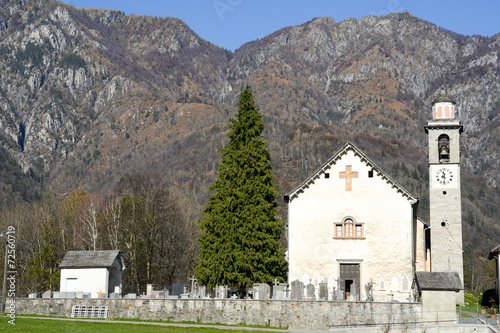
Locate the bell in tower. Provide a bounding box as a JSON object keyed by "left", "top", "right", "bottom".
{"left": 438, "top": 134, "right": 450, "bottom": 162}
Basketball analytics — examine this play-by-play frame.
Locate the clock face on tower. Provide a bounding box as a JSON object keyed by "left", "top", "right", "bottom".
{"left": 436, "top": 168, "right": 453, "bottom": 185}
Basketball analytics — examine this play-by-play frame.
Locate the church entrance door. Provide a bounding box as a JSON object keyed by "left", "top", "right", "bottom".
{"left": 340, "top": 263, "right": 360, "bottom": 300}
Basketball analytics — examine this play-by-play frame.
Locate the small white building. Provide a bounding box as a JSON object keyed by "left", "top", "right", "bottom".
{"left": 285, "top": 143, "right": 428, "bottom": 302}
{"left": 59, "top": 250, "right": 126, "bottom": 298}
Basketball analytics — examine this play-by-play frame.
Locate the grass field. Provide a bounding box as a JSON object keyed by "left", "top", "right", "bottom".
{"left": 0, "top": 317, "right": 278, "bottom": 333}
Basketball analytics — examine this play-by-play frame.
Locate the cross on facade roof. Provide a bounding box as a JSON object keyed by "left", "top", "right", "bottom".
{"left": 339, "top": 165, "right": 358, "bottom": 191}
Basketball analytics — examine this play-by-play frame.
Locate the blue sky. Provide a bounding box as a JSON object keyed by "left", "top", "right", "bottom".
{"left": 62, "top": 0, "right": 500, "bottom": 51}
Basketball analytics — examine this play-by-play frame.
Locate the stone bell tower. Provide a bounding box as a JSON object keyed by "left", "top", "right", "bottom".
{"left": 425, "top": 88, "right": 464, "bottom": 304}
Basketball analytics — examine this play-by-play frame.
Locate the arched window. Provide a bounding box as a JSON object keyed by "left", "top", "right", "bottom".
{"left": 334, "top": 218, "right": 364, "bottom": 239}
{"left": 345, "top": 219, "right": 354, "bottom": 238}
{"left": 438, "top": 134, "right": 450, "bottom": 162}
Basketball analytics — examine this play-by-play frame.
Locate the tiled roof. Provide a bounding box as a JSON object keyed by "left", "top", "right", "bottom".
{"left": 59, "top": 250, "right": 124, "bottom": 269}
{"left": 413, "top": 271, "right": 463, "bottom": 291}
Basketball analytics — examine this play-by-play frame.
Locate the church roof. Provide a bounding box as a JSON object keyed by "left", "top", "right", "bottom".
{"left": 413, "top": 271, "right": 463, "bottom": 291}
{"left": 59, "top": 250, "right": 125, "bottom": 270}
{"left": 284, "top": 142, "right": 418, "bottom": 204}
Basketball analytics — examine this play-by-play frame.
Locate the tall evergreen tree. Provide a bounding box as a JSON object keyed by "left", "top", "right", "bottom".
{"left": 196, "top": 86, "right": 287, "bottom": 287}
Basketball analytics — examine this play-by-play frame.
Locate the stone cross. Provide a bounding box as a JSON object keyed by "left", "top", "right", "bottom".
{"left": 189, "top": 275, "right": 197, "bottom": 297}
{"left": 339, "top": 165, "right": 358, "bottom": 191}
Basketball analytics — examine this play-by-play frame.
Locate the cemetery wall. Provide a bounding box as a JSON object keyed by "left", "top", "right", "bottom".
{"left": 14, "top": 298, "right": 423, "bottom": 330}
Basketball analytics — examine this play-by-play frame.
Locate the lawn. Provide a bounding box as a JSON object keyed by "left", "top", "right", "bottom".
{"left": 0, "top": 317, "right": 276, "bottom": 333}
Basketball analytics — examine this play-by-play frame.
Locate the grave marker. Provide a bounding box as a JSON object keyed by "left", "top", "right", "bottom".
{"left": 290, "top": 280, "right": 304, "bottom": 301}
{"left": 319, "top": 282, "right": 328, "bottom": 301}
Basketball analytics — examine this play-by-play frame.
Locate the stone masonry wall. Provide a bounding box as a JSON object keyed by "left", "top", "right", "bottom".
{"left": 14, "top": 298, "right": 422, "bottom": 330}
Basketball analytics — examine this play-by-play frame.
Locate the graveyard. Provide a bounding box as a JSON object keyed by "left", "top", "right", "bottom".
{"left": 13, "top": 276, "right": 478, "bottom": 332}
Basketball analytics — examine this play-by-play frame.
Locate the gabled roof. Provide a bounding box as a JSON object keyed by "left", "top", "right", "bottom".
{"left": 59, "top": 250, "right": 125, "bottom": 270}
{"left": 413, "top": 271, "right": 463, "bottom": 292}
{"left": 284, "top": 142, "right": 417, "bottom": 204}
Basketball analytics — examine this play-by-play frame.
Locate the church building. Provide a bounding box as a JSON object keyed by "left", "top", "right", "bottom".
{"left": 285, "top": 89, "right": 464, "bottom": 303}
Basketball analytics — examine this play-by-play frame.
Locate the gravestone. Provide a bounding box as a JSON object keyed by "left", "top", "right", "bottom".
{"left": 152, "top": 291, "right": 167, "bottom": 299}
{"left": 290, "top": 280, "right": 304, "bottom": 301}
{"left": 109, "top": 292, "right": 120, "bottom": 299}
{"left": 216, "top": 285, "right": 228, "bottom": 299}
{"left": 252, "top": 283, "right": 270, "bottom": 300}
{"left": 82, "top": 292, "right": 91, "bottom": 299}
{"left": 350, "top": 281, "right": 357, "bottom": 301}
{"left": 147, "top": 284, "right": 154, "bottom": 296}
{"left": 319, "top": 282, "right": 328, "bottom": 301}
{"left": 59, "top": 292, "right": 68, "bottom": 298}
{"left": 52, "top": 292, "right": 60, "bottom": 299}
{"left": 198, "top": 286, "right": 206, "bottom": 298}
{"left": 189, "top": 275, "right": 198, "bottom": 298}
{"left": 28, "top": 293, "right": 37, "bottom": 298}
{"left": 272, "top": 283, "right": 287, "bottom": 300}
{"left": 125, "top": 293, "right": 137, "bottom": 299}
{"left": 306, "top": 283, "right": 316, "bottom": 301}
{"left": 172, "top": 284, "right": 185, "bottom": 296}
{"left": 42, "top": 291, "right": 52, "bottom": 298}
{"left": 332, "top": 287, "right": 343, "bottom": 301}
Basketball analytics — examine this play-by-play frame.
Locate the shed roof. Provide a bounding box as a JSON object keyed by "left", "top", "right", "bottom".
{"left": 413, "top": 271, "right": 463, "bottom": 292}
{"left": 59, "top": 250, "right": 125, "bottom": 270}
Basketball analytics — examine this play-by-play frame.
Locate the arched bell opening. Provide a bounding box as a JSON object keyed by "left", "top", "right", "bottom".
{"left": 438, "top": 134, "right": 450, "bottom": 162}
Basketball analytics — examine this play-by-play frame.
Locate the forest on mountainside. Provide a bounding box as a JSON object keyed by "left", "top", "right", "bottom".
{"left": 0, "top": 0, "right": 499, "bottom": 295}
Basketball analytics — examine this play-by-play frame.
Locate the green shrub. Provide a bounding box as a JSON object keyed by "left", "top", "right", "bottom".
{"left": 59, "top": 53, "right": 86, "bottom": 68}
{"left": 464, "top": 292, "right": 478, "bottom": 304}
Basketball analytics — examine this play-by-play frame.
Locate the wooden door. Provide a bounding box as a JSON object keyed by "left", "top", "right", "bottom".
{"left": 340, "top": 263, "right": 360, "bottom": 300}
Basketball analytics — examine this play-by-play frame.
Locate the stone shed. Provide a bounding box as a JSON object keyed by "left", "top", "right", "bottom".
{"left": 413, "top": 271, "right": 463, "bottom": 324}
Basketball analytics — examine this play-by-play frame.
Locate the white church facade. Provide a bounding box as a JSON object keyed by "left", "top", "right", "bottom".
{"left": 285, "top": 89, "right": 463, "bottom": 303}
{"left": 285, "top": 142, "right": 428, "bottom": 302}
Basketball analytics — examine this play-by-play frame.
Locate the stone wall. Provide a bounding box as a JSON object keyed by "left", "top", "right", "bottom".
{"left": 14, "top": 298, "right": 422, "bottom": 330}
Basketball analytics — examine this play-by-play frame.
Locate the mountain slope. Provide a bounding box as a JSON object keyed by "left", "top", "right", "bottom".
{"left": 0, "top": 0, "right": 499, "bottom": 291}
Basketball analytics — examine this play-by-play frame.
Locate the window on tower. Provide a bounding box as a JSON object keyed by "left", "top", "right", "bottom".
{"left": 438, "top": 134, "right": 450, "bottom": 162}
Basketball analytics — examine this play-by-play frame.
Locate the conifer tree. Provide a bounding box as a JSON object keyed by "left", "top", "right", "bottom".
{"left": 196, "top": 86, "right": 287, "bottom": 287}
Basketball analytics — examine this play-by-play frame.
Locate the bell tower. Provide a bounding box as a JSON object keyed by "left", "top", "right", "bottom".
{"left": 425, "top": 88, "right": 464, "bottom": 304}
